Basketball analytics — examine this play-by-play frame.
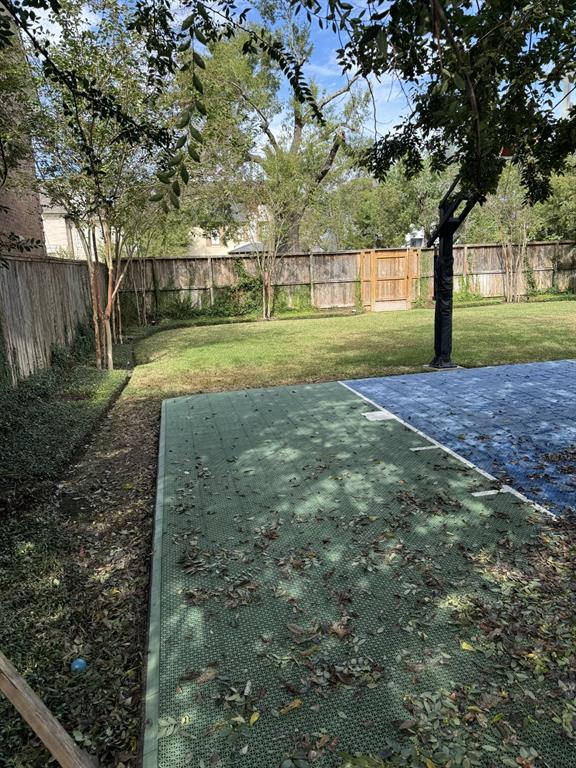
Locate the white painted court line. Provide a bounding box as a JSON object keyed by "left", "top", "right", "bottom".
{"left": 340, "top": 380, "right": 554, "bottom": 519}
{"left": 363, "top": 410, "right": 395, "bottom": 421}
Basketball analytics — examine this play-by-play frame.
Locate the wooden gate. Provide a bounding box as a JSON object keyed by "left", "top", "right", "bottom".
{"left": 359, "top": 248, "right": 416, "bottom": 311}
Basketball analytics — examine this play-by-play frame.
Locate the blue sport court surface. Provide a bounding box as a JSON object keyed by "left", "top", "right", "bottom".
{"left": 345, "top": 359, "right": 576, "bottom": 516}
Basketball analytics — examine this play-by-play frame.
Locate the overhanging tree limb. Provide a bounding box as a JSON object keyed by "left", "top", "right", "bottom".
{"left": 317, "top": 71, "right": 361, "bottom": 110}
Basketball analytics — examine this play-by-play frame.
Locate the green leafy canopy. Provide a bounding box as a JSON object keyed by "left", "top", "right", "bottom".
{"left": 1, "top": 0, "right": 575, "bottom": 203}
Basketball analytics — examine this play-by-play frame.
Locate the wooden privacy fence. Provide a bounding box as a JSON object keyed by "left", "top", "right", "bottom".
{"left": 120, "top": 251, "right": 362, "bottom": 312}
{"left": 1, "top": 240, "right": 574, "bottom": 385}
{"left": 0, "top": 255, "right": 104, "bottom": 385}
{"left": 120, "top": 240, "right": 576, "bottom": 313}
{"left": 417, "top": 240, "right": 576, "bottom": 301}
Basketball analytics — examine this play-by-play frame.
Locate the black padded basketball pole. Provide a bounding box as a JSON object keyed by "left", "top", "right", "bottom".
{"left": 427, "top": 180, "right": 477, "bottom": 369}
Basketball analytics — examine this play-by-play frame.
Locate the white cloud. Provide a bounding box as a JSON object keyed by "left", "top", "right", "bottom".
{"left": 305, "top": 61, "right": 341, "bottom": 81}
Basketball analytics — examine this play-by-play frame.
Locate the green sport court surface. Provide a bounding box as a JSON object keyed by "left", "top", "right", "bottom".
{"left": 144, "top": 382, "right": 573, "bottom": 768}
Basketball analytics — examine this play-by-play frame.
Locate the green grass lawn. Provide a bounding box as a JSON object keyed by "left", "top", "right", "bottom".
{"left": 131, "top": 301, "right": 576, "bottom": 398}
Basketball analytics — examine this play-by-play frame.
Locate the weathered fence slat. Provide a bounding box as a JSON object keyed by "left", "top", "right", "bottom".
{"left": 0, "top": 651, "right": 96, "bottom": 768}
{"left": 0, "top": 255, "right": 106, "bottom": 385}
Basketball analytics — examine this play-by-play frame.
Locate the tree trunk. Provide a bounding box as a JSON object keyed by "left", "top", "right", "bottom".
{"left": 76, "top": 224, "right": 103, "bottom": 369}
{"left": 116, "top": 294, "right": 123, "bottom": 345}
{"left": 111, "top": 292, "right": 117, "bottom": 343}
{"left": 278, "top": 213, "right": 303, "bottom": 254}
{"left": 135, "top": 275, "right": 142, "bottom": 326}
{"left": 91, "top": 227, "right": 106, "bottom": 364}
{"left": 100, "top": 219, "right": 115, "bottom": 370}
{"left": 502, "top": 244, "right": 513, "bottom": 302}
{"left": 266, "top": 275, "right": 273, "bottom": 319}
{"left": 263, "top": 270, "right": 272, "bottom": 319}
{"left": 285, "top": 217, "right": 301, "bottom": 254}
{"left": 88, "top": 262, "right": 103, "bottom": 369}
{"left": 140, "top": 261, "right": 147, "bottom": 325}
{"left": 103, "top": 315, "right": 114, "bottom": 370}
{"left": 91, "top": 266, "right": 104, "bottom": 368}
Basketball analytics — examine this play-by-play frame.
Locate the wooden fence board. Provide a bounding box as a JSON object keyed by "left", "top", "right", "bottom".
{"left": 0, "top": 256, "right": 105, "bottom": 385}
{"left": 119, "top": 242, "right": 576, "bottom": 313}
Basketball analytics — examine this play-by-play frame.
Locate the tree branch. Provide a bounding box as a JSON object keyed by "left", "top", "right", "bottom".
{"left": 224, "top": 80, "right": 279, "bottom": 151}
{"left": 314, "top": 129, "right": 344, "bottom": 185}
{"left": 431, "top": 0, "right": 481, "bottom": 169}
{"left": 290, "top": 100, "right": 304, "bottom": 154}
{"left": 317, "top": 72, "right": 361, "bottom": 110}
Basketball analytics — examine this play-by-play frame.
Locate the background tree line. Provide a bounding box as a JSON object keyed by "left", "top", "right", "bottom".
{"left": 1, "top": 0, "right": 575, "bottom": 362}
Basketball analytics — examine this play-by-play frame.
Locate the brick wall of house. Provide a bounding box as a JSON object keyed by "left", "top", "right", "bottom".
{"left": 0, "top": 158, "right": 47, "bottom": 257}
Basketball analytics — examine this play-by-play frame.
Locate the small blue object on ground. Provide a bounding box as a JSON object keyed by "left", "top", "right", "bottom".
{"left": 345, "top": 359, "right": 576, "bottom": 516}
{"left": 70, "top": 658, "right": 88, "bottom": 674}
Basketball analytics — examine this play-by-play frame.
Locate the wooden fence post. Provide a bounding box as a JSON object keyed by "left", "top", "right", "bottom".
{"left": 0, "top": 651, "right": 97, "bottom": 768}
{"left": 309, "top": 252, "right": 315, "bottom": 307}
{"left": 208, "top": 256, "right": 215, "bottom": 307}
{"left": 150, "top": 259, "right": 160, "bottom": 316}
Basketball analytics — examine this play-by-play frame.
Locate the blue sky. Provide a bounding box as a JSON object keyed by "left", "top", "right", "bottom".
{"left": 294, "top": 24, "right": 411, "bottom": 141}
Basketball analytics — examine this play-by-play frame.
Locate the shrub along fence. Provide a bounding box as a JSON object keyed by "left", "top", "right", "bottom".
{"left": 119, "top": 240, "right": 576, "bottom": 319}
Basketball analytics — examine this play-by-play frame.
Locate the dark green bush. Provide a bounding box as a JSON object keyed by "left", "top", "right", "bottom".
{"left": 0, "top": 344, "right": 126, "bottom": 497}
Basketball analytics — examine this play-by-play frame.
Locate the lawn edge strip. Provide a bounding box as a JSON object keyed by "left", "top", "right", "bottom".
{"left": 143, "top": 399, "right": 167, "bottom": 768}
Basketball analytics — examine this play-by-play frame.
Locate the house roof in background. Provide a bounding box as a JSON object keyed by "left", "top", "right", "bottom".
{"left": 228, "top": 243, "right": 326, "bottom": 255}
{"left": 228, "top": 242, "right": 264, "bottom": 254}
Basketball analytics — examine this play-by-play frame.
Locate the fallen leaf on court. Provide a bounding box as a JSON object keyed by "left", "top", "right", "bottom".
{"left": 330, "top": 617, "right": 352, "bottom": 639}
{"left": 279, "top": 698, "right": 303, "bottom": 715}
{"left": 158, "top": 717, "right": 178, "bottom": 738}
{"left": 193, "top": 666, "right": 218, "bottom": 684}
{"left": 460, "top": 641, "right": 475, "bottom": 651}
{"left": 249, "top": 711, "right": 260, "bottom": 726}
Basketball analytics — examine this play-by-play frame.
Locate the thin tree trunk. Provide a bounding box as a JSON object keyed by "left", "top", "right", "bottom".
{"left": 101, "top": 219, "right": 115, "bottom": 370}
{"left": 111, "top": 292, "right": 117, "bottom": 343}
{"left": 91, "top": 227, "right": 106, "bottom": 362}
{"left": 140, "top": 259, "right": 147, "bottom": 325}
{"left": 77, "top": 225, "right": 103, "bottom": 369}
{"left": 103, "top": 316, "right": 113, "bottom": 370}
{"left": 117, "top": 294, "right": 123, "bottom": 344}
{"left": 266, "top": 275, "right": 273, "bottom": 318}
{"left": 262, "top": 269, "right": 269, "bottom": 319}
{"left": 133, "top": 259, "right": 142, "bottom": 326}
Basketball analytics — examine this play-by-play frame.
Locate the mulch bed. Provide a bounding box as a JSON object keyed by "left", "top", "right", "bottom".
{"left": 0, "top": 395, "right": 160, "bottom": 768}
